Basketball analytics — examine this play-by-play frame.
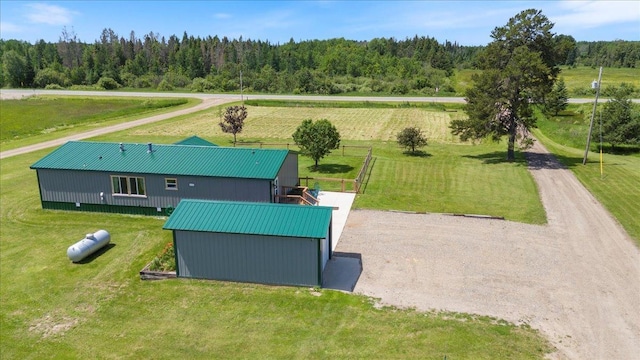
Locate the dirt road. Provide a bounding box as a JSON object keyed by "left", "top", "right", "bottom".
{"left": 337, "top": 141, "right": 640, "bottom": 359}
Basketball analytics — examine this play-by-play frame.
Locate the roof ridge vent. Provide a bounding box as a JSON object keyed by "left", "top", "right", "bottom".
{"left": 147, "top": 142, "right": 153, "bottom": 153}
{"left": 119, "top": 143, "right": 125, "bottom": 152}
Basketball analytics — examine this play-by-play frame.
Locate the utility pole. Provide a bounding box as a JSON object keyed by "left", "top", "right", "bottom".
{"left": 583, "top": 66, "right": 603, "bottom": 165}
{"left": 240, "top": 70, "right": 243, "bottom": 105}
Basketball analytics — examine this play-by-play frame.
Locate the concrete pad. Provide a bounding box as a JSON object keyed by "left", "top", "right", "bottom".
{"left": 322, "top": 254, "right": 362, "bottom": 292}
{"left": 316, "top": 191, "right": 356, "bottom": 250}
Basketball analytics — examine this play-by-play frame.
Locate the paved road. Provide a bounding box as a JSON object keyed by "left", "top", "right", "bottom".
{"left": 337, "top": 140, "right": 640, "bottom": 359}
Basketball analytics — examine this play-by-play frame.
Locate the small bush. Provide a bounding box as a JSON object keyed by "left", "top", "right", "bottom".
{"left": 148, "top": 242, "right": 176, "bottom": 272}
{"left": 97, "top": 77, "right": 121, "bottom": 90}
{"left": 157, "top": 79, "right": 174, "bottom": 91}
{"left": 44, "top": 84, "right": 64, "bottom": 90}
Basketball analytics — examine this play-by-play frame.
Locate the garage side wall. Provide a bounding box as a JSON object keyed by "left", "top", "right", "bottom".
{"left": 174, "top": 230, "right": 320, "bottom": 286}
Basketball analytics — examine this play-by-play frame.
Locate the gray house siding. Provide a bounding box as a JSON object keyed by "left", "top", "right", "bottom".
{"left": 277, "top": 153, "right": 299, "bottom": 189}
{"left": 174, "top": 230, "right": 320, "bottom": 286}
{"left": 36, "top": 169, "right": 273, "bottom": 210}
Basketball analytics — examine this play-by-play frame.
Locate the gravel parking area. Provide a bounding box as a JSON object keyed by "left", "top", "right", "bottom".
{"left": 336, "top": 142, "right": 640, "bottom": 359}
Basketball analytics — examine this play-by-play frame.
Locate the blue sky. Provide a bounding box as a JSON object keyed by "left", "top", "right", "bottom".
{"left": 1, "top": 1, "right": 638, "bottom": 45}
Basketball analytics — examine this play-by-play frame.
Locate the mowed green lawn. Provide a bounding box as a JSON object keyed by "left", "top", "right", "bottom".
{"left": 0, "top": 98, "right": 554, "bottom": 358}
{"left": 115, "top": 103, "right": 546, "bottom": 223}
{"left": 1, "top": 151, "right": 551, "bottom": 359}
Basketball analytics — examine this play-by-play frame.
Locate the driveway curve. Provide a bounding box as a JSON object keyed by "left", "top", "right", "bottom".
{"left": 337, "top": 141, "right": 640, "bottom": 359}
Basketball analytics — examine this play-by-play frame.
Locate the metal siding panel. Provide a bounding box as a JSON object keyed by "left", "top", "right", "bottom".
{"left": 278, "top": 153, "right": 299, "bottom": 188}
{"left": 175, "top": 231, "right": 319, "bottom": 286}
{"left": 36, "top": 169, "right": 274, "bottom": 214}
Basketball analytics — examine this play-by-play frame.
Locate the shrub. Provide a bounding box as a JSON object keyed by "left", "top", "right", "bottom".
{"left": 148, "top": 242, "right": 176, "bottom": 272}
{"left": 97, "top": 77, "right": 121, "bottom": 90}
{"left": 157, "top": 79, "right": 174, "bottom": 91}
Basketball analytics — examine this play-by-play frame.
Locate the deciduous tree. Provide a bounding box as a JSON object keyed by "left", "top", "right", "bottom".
{"left": 450, "top": 9, "right": 561, "bottom": 161}
{"left": 397, "top": 126, "right": 428, "bottom": 153}
{"left": 292, "top": 119, "right": 341, "bottom": 168}
{"left": 219, "top": 105, "right": 247, "bottom": 143}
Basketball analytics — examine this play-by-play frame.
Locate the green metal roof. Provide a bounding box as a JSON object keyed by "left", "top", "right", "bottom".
{"left": 174, "top": 136, "right": 218, "bottom": 147}
{"left": 163, "top": 200, "right": 333, "bottom": 239}
{"left": 31, "top": 141, "right": 289, "bottom": 180}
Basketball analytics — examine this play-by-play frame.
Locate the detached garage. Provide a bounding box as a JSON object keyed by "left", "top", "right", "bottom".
{"left": 163, "top": 200, "right": 333, "bottom": 287}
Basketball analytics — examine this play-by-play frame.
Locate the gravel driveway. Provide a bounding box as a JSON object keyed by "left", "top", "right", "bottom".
{"left": 336, "top": 141, "right": 640, "bottom": 359}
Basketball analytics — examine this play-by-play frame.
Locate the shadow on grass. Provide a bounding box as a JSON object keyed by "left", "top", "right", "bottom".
{"left": 307, "top": 163, "right": 354, "bottom": 174}
{"left": 73, "top": 243, "right": 116, "bottom": 264}
{"left": 602, "top": 145, "right": 640, "bottom": 156}
{"left": 402, "top": 150, "right": 431, "bottom": 157}
{"left": 462, "top": 151, "right": 528, "bottom": 166}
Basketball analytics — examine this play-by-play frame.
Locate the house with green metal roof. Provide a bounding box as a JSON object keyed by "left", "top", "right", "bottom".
{"left": 163, "top": 200, "right": 334, "bottom": 287}
{"left": 174, "top": 135, "right": 218, "bottom": 147}
{"left": 30, "top": 141, "right": 298, "bottom": 215}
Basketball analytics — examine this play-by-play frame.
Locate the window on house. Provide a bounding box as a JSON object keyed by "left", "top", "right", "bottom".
{"left": 111, "top": 176, "right": 146, "bottom": 196}
{"left": 165, "top": 178, "right": 178, "bottom": 190}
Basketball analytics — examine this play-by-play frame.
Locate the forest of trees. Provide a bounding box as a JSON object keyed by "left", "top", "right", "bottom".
{"left": 1, "top": 27, "right": 638, "bottom": 95}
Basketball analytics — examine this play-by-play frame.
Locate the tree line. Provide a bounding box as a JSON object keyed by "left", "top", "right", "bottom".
{"left": 1, "top": 28, "right": 638, "bottom": 94}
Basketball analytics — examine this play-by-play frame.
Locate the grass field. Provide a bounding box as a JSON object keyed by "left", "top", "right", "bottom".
{"left": 0, "top": 150, "right": 552, "bottom": 358}
{"left": 0, "top": 97, "right": 554, "bottom": 358}
{"left": 454, "top": 66, "right": 640, "bottom": 96}
{"left": 0, "top": 96, "right": 197, "bottom": 151}
{"left": 107, "top": 102, "right": 546, "bottom": 223}
{"left": 129, "top": 104, "right": 467, "bottom": 143}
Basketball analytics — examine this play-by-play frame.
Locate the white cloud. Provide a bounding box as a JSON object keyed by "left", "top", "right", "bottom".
{"left": 0, "top": 21, "right": 23, "bottom": 34}
{"left": 214, "top": 13, "right": 232, "bottom": 19}
{"left": 25, "top": 3, "right": 75, "bottom": 25}
{"left": 553, "top": 0, "right": 640, "bottom": 29}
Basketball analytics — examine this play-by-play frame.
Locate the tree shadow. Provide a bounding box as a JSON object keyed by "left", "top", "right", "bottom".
{"left": 307, "top": 163, "right": 354, "bottom": 174}
{"left": 73, "top": 243, "right": 116, "bottom": 264}
{"left": 402, "top": 150, "right": 431, "bottom": 157}
{"left": 462, "top": 152, "right": 527, "bottom": 166}
{"left": 602, "top": 145, "right": 640, "bottom": 156}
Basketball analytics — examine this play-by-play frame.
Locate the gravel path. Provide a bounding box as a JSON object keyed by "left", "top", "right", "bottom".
{"left": 0, "top": 97, "right": 233, "bottom": 159}
{"left": 336, "top": 141, "right": 640, "bottom": 359}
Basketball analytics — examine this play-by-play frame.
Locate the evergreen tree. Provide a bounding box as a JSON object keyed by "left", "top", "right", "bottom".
{"left": 450, "top": 9, "right": 561, "bottom": 161}
{"left": 597, "top": 87, "right": 640, "bottom": 149}
{"left": 545, "top": 78, "right": 569, "bottom": 115}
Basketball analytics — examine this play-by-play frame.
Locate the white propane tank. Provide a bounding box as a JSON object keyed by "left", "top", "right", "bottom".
{"left": 67, "top": 230, "right": 110, "bottom": 262}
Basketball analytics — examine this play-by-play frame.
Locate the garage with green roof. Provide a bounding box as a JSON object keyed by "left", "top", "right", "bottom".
{"left": 30, "top": 141, "right": 298, "bottom": 215}
{"left": 163, "top": 200, "right": 334, "bottom": 287}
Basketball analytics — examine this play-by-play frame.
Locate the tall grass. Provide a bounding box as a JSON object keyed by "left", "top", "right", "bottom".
{"left": 0, "top": 96, "right": 196, "bottom": 151}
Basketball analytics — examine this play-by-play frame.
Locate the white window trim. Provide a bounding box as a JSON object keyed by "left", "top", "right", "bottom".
{"left": 165, "top": 178, "right": 178, "bottom": 190}
{"left": 110, "top": 175, "right": 147, "bottom": 197}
